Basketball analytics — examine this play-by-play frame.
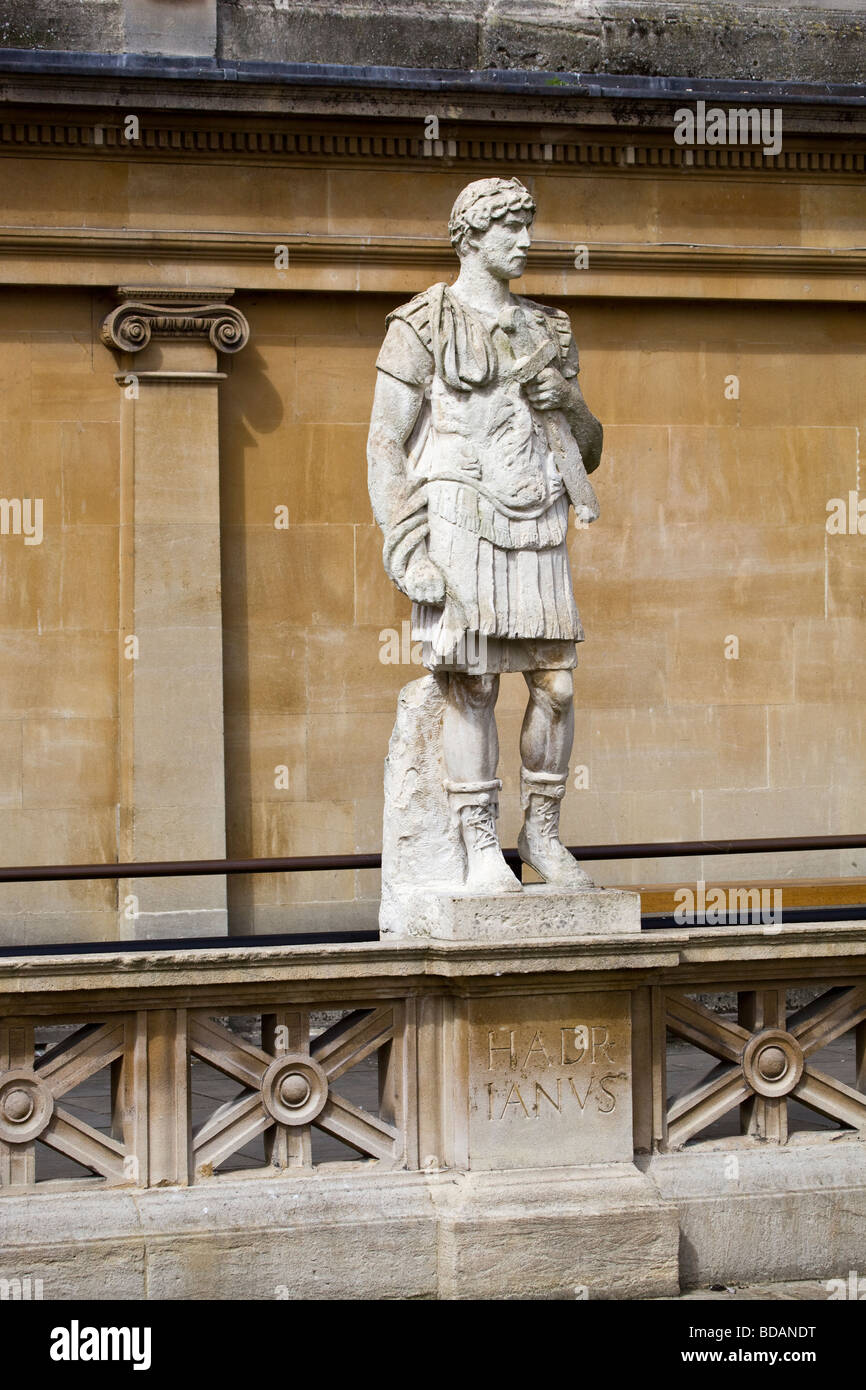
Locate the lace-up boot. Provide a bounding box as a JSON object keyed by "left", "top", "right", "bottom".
{"left": 517, "top": 767, "right": 596, "bottom": 889}
{"left": 444, "top": 778, "right": 522, "bottom": 894}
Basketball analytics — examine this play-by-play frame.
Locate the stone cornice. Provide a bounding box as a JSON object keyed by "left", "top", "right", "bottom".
{"left": 0, "top": 920, "right": 865, "bottom": 1006}
{"left": 4, "top": 233, "right": 865, "bottom": 303}
{"left": 0, "top": 45, "right": 866, "bottom": 108}
{"left": 99, "top": 287, "right": 250, "bottom": 353}
{"left": 2, "top": 109, "right": 866, "bottom": 176}
{"left": 11, "top": 230, "right": 866, "bottom": 277}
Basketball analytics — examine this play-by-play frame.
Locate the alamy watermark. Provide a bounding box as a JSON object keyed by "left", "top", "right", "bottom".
{"left": 673, "top": 880, "right": 782, "bottom": 926}
{"left": 0, "top": 497, "right": 42, "bottom": 545}
{"left": 825, "top": 1269, "right": 866, "bottom": 1299}
{"left": 49, "top": 1322, "right": 151, "bottom": 1370}
{"left": 826, "top": 491, "right": 866, "bottom": 535}
{"left": 0, "top": 1274, "right": 43, "bottom": 1300}
{"left": 674, "top": 101, "right": 783, "bottom": 158}
{"left": 378, "top": 620, "right": 487, "bottom": 668}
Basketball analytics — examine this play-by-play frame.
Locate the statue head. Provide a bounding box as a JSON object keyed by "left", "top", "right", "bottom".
{"left": 448, "top": 177, "right": 536, "bottom": 281}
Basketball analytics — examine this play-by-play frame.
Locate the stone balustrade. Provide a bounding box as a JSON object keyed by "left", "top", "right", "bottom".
{"left": 1, "top": 921, "right": 865, "bottom": 1297}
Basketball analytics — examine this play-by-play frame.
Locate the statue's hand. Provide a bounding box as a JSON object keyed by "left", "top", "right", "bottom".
{"left": 403, "top": 553, "right": 446, "bottom": 604}
{"left": 524, "top": 365, "right": 573, "bottom": 411}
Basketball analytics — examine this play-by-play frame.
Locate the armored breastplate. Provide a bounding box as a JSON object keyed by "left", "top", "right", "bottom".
{"left": 429, "top": 374, "right": 555, "bottom": 509}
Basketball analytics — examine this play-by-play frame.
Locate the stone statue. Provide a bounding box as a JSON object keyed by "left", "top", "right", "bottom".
{"left": 368, "top": 176, "right": 604, "bottom": 918}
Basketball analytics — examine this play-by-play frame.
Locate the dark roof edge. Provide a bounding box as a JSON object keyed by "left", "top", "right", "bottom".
{"left": 0, "top": 48, "right": 864, "bottom": 108}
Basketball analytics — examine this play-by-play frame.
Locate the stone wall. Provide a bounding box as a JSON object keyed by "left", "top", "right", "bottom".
{"left": 0, "top": 20, "right": 864, "bottom": 940}
{"left": 218, "top": 282, "right": 866, "bottom": 932}
{"left": 0, "top": 288, "right": 120, "bottom": 942}
{"left": 1, "top": 1, "right": 866, "bottom": 81}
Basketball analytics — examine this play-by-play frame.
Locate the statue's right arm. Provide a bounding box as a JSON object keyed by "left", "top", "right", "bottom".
{"left": 366, "top": 369, "right": 424, "bottom": 530}
{"left": 367, "top": 370, "right": 446, "bottom": 604}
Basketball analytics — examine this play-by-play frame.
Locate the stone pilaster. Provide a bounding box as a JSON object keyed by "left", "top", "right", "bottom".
{"left": 101, "top": 288, "right": 249, "bottom": 939}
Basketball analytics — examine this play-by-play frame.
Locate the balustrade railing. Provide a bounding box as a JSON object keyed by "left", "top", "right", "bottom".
{"left": 652, "top": 983, "right": 866, "bottom": 1150}
{"left": 1, "top": 998, "right": 415, "bottom": 1189}
{"left": 2, "top": 926, "right": 866, "bottom": 1193}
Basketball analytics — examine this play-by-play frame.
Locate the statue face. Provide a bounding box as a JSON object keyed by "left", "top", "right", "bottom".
{"left": 464, "top": 210, "right": 533, "bottom": 281}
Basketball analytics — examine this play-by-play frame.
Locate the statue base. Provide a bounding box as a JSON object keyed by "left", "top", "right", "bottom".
{"left": 380, "top": 882, "right": 641, "bottom": 941}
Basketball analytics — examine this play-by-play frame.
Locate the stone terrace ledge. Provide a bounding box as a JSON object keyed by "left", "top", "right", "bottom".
{"left": 1, "top": 920, "right": 866, "bottom": 1298}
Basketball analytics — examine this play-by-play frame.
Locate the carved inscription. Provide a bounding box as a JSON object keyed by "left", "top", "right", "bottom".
{"left": 466, "top": 992, "right": 632, "bottom": 1168}
{"left": 485, "top": 1024, "right": 626, "bottom": 1121}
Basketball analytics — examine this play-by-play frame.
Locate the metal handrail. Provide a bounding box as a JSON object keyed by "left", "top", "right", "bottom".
{"left": 0, "top": 832, "right": 863, "bottom": 882}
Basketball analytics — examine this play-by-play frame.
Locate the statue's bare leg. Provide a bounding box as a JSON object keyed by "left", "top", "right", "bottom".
{"left": 443, "top": 672, "right": 521, "bottom": 894}
{"left": 517, "top": 669, "right": 596, "bottom": 888}
{"left": 443, "top": 673, "right": 500, "bottom": 784}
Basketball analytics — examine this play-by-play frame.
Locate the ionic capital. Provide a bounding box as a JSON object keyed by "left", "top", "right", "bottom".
{"left": 100, "top": 287, "right": 249, "bottom": 354}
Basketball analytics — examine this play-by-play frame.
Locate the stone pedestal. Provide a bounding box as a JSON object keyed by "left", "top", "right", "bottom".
{"left": 0, "top": 932, "right": 681, "bottom": 1299}
{"left": 381, "top": 883, "right": 641, "bottom": 939}
{"left": 380, "top": 673, "right": 637, "bottom": 940}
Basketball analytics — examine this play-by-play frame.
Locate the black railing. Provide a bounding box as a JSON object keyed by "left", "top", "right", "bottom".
{"left": 0, "top": 834, "right": 862, "bottom": 953}
{"left": 0, "top": 833, "right": 864, "bottom": 883}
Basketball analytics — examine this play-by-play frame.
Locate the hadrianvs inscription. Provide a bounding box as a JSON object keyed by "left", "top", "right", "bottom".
{"left": 466, "top": 994, "right": 633, "bottom": 1168}
{"left": 486, "top": 1024, "right": 624, "bottom": 1120}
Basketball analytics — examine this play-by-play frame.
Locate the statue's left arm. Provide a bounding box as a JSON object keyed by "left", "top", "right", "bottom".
{"left": 524, "top": 314, "right": 603, "bottom": 474}
{"left": 560, "top": 377, "right": 603, "bottom": 475}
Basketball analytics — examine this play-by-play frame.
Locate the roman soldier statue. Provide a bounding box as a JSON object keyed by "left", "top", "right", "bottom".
{"left": 368, "top": 176, "right": 603, "bottom": 896}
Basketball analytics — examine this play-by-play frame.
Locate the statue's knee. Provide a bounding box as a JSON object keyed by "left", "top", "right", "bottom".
{"left": 549, "top": 670, "right": 574, "bottom": 713}
{"left": 527, "top": 670, "right": 573, "bottom": 717}
{"left": 450, "top": 673, "right": 499, "bottom": 712}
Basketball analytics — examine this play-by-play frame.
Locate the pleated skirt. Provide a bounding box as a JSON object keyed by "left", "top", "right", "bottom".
{"left": 413, "top": 492, "right": 583, "bottom": 674}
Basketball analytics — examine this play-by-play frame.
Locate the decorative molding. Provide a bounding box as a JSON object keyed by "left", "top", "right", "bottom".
{"left": 14, "top": 230, "right": 866, "bottom": 279}
{"left": 2, "top": 114, "right": 866, "bottom": 179}
{"left": 100, "top": 287, "right": 250, "bottom": 353}
{"left": 0, "top": 1068, "right": 54, "bottom": 1145}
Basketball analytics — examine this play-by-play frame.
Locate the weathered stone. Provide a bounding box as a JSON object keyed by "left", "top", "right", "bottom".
{"left": 5, "top": 0, "right": 866, "bottom": 87}
{"left": 466, "top": 989, "right": 634, "bottom": 1167}
{"left": 642, "top": 1140, "right": 866, "bottom": 1290}
{"left": 380, "top": 673, "right": 466, "bottom": 930}
{"left": 382, "top": 883, "right": 641, "bottom": 939}
{"left": 221, "top": 0, "right": 483, "bottom": 71}
{"left": 0, "top": 1165, "right": 680, "bottom": 1300}
{"left": 370, "top": 178, "right": 604, "bottom": 913}
{"left": 2, "top": 927, "right": 866, "bottom": 1296}
{"left": 124, "top": 0, "right": 216, "bottom": 58}
{"left": 0, "top": 1, "right": 124, "bottom": 54}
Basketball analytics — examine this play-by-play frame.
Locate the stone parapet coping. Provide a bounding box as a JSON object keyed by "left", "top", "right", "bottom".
{"left": 2, "top": 1, "right": 866, "bottom": 90}
{"left": 0, "top": 918, "right": 865, "bottom": 1003}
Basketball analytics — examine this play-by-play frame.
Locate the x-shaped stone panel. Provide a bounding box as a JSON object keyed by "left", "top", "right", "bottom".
{"left": 190, "top": 1006, "right": 400, "bottom": 1177}
{"left": 664, "top": 984, "right": 866, "bottom": 1149}
{"left": 0, "top": 1019, "right": 131, "bottom": 1186}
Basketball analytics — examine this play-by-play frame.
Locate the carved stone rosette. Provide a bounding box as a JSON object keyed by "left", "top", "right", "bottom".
{"left": 0, "top": 1068, "right": 54, "bottom": 1145}
{"left": 662, "top": 984, "right": 866, "bottom": 1148}
{"left": 100, "top": 287, "right": 249, "bottom": 354}
{"left": 0, "top": 1005, "right": 403, "bottom": 1190}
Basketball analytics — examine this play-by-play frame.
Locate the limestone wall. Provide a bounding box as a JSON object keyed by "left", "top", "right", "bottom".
{"left": 219, "top": 283, "right": 866, "bottom": 930}
{"left": 0, "top": 288, "right": 120, "bottom": 942}
{"left": 0, "top": 38, "right": 864, "bottom": 941}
